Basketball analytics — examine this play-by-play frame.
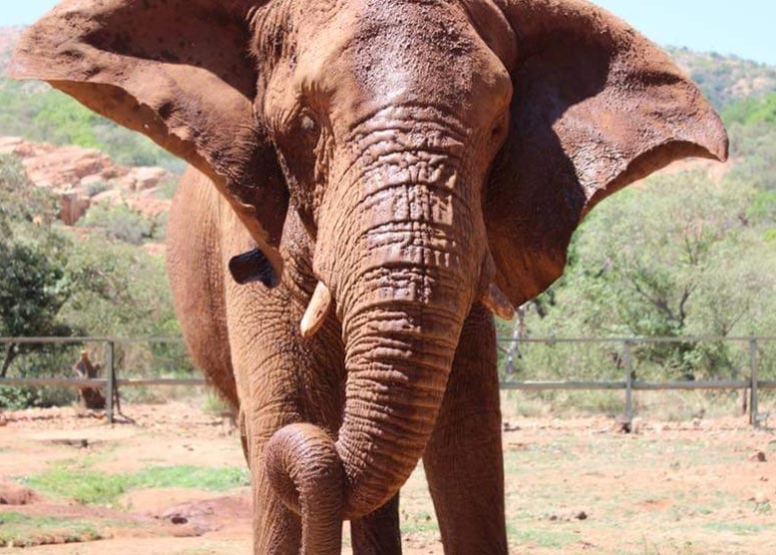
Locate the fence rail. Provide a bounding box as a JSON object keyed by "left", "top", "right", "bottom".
{"left": 1, "top": 336, "right": 774, "bottom": 428}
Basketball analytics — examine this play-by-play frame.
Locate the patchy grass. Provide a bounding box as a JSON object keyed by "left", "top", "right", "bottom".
{"left": 401, "top": 509, "right": 438, "bottom": 534}
{"left": 133, "top": 465, "right": 249, "bottom": 491}
{"left": 703, "top": 522, "right": 776, "bottom": 535}
{"left": 202, "top": 392, "right": 232, "bottom": 416}
{"left": 22, "top": 465, "right": 127, "bottom": 506}
{"left": 636, "top": 539, "right": 700, "bottom": 555}
{"left": 510, "top": 527, "right": 579, "bottom": 549}
{"left": 19, "top": 464, "right": 249, "bottom": 506}
{"left": 0, "top": 512, "right": 104, "bottom": 547}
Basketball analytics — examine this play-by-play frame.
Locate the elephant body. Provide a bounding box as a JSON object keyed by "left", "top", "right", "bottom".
{"left": 12, "top": 0, "right": 727, "bottom": 553}
{"left": 167, "top": 167, "right": 505, "bottom": 553}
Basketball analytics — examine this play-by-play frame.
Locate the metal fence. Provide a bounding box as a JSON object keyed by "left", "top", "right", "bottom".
{"left": 1, "top": 335, "right": 775, "bottom": 428}
{"left": 0, "top": 336, "right": 200, "bottom": 424}
{"left": 498, "top": 335, "right": 776, "bottom": 429}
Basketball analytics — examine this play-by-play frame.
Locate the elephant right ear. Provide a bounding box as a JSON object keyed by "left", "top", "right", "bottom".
{"left": 9, "top": 0, "right": 288, "bottom": 278}
{"left": 486, "top": 0, "right": 728, "bottom": 306}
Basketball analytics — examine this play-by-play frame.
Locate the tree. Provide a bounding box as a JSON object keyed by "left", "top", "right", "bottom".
{"left": 515, "top": 169, "right": 776, "bottom": 381}
{"left": 0, "top": 154, "right": 188, "bottom": 404}
{"left": 0, "top": 154, "right": 78, "bottom": 377}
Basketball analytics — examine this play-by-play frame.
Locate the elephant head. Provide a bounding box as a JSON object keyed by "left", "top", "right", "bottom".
{"left": 12, "top": 0, "right": 726, "bottom": 525}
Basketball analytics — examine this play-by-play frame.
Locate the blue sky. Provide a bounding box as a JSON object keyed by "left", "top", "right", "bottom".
{"left": 2, "top": 0, "right": 775, "bottom": 66}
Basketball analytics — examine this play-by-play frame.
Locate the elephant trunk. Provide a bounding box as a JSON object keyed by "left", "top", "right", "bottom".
{"left": 266, "top": 135, "right": 483, "bottom": 523}
{"left": 335, "top": 264, "right": 469, "bottom": 515}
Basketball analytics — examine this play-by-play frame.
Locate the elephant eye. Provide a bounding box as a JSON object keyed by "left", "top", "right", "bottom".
{"left": 299, "top": 109, "right": 320, "bottom": 135}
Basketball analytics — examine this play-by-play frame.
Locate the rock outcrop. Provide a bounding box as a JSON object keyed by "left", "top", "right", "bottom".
{"left": 0, "top": 136, "right": 175, "bottom": 225}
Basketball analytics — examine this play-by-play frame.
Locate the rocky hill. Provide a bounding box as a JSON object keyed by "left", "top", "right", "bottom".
{"left": 0, "top": 136, "right": 174, "bottom": 227}
{"left": 0, "top": 26, "right": 179, "bottom": 234}
{"left": 668, "top": 47, "right": 776, "bottom": 109}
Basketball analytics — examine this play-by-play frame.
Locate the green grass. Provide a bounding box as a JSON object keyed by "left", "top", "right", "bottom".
{"left": 400, "top": 510, "right": 439, "bottom": 534}
{"left": 508, "top": 527, "right": 578, "bottom": 549}
{"left": 133, "top": 465, "right": 249, "bottom": 491}
{"left": 0, "top": 512, "right": 103, "bottom": 547}
{"left": 20, "top": 464, "right": 249, "bottom": 506}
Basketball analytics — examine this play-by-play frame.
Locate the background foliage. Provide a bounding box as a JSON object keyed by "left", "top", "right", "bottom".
{"left": 0, "top": 79, "right": 184, "bottom": 173}
{"left": 0, "top": 154, "right": 185, "bottom": 408}
{"left": 500, "top": 85, "right": 776, "bottom": 389}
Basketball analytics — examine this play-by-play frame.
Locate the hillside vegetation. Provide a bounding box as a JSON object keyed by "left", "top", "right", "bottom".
{"left": 0, "top": 28, "right": 186, "bottom": 407}
{"left": 1, "top": 26, "right": 776, "bottom": 405}
{"left": 669, "top": 47, "right": 776, "bottom": 109}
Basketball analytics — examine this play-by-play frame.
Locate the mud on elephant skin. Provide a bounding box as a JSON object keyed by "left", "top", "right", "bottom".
{"left": 11, "top": 0, "right": 727, "bottom": 553}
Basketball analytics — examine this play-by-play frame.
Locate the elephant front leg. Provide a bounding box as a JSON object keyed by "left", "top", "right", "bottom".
{"left": 350, "top": 494, "right": 402, "bottom": 555}
{"left": 422, "top": 304, "right": 508, "bottom": 555}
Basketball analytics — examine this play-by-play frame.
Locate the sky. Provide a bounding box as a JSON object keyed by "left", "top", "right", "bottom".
{"left": 1, "top": 0, "right": 775, "bottom": 66}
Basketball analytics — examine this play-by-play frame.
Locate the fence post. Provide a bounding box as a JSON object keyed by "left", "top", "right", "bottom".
{"left": 749, "top": 336, "right": 759, "bottom": 429}
{"left": 105, "top": 340, "right": 115, "bottom": 424}
{"left": 624, "top": 340, "right": 634, "bottom": 424}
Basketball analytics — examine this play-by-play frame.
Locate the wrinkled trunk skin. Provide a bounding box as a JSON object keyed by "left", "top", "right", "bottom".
{"left": 266, "top": 118, "right": 486, "bottom": 529}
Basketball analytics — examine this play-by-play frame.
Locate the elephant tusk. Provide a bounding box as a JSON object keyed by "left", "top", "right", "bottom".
{"left": 481, "top": 283, "right": 515, "bottom": 321}
{"left": 300, "top": 281, "right": 333, "bottom": 338}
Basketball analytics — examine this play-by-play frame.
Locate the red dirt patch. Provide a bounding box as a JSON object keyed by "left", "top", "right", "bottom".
{"left": 1, "top": 401, "right": 775, "bottom": 554}
{"left": 0, "top": 482, "right": 39, "bottom": 505}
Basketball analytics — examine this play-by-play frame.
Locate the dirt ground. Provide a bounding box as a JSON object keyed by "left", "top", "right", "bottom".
{"left": 0, "top": 398, "right": 774, "bottom": 554}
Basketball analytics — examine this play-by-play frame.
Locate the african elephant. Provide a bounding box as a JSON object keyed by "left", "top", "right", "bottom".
{"left": 12, "top": 0, "right": 727, "bottom": 553}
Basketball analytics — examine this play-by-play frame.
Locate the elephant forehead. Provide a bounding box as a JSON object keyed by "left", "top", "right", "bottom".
{"left": 346, "top": 2, "right": 480, "bottom": 95}
{"left": 281, "top": 0, "right": 511, "bottom": 130}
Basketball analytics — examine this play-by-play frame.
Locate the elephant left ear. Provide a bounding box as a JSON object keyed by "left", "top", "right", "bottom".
{"left": 9, "top": 0, "right": 288, "bottom": 279}
{"left": 486, "top": 0, "right": 728, "bottom": 306}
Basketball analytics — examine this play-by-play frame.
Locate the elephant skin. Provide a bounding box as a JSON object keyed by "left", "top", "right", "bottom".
{"left": 11, "top": 1, "right": 727, "bottom": 553}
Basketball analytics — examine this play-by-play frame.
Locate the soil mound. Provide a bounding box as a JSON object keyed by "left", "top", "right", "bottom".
{"left": 0, "top": 482, "right": 40, "bottom": 505}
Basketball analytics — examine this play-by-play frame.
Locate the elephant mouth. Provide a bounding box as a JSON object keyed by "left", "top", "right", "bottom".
{"left": 298, "top": 277, "right": 513, "bottom": 339}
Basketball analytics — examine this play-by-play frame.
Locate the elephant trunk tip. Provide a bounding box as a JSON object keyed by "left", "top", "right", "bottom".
{"left": 265, "top": 423, "right": 345, "bottom": 550}
{"left": 266, "top": 421, "right": 407, "bottom": 525}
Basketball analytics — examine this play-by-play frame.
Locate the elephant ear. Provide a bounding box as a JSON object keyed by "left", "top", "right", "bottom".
{"left": 487, "top": 0, "right": 728, "bottom": 305}
{"left": 9, "top": 0, "right": 288, "bottom": 278}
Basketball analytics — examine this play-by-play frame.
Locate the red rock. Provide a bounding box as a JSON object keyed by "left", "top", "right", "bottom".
{"left": 1, "top": 136, "right": 175, "bottom": 239}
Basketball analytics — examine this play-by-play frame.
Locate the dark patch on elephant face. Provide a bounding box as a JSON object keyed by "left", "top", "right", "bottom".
{"left": 229, "top": 247, "right": 281, "bottom": 288}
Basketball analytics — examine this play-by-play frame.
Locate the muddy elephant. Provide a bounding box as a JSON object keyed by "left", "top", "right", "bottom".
{"left": 12, "top": 0, "right": 727, "bottom": 553}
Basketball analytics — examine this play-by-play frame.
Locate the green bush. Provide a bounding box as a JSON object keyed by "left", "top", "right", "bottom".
{"left": 78, "top": 203, "right": 155, "bottom": 245}
{"left": 505, "top": 169, "right": 776, "bottom": 383}
{"left": 0, "top": 386, "right": 39, "bottom": 410}
{"left": 0, "top": 154, "right": 186, "bottom": 399}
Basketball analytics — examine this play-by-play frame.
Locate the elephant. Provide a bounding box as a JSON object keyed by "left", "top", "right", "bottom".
{"left": 11, "top": 0, "right": 727, "bottom": 553}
